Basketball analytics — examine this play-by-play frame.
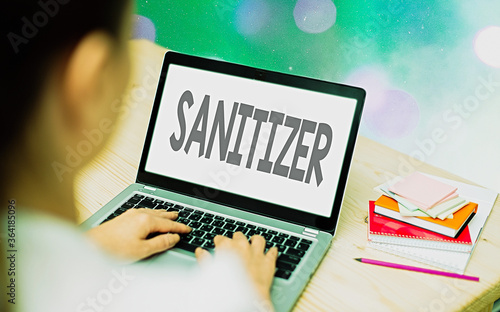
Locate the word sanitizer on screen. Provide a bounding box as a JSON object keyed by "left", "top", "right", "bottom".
{"left": 169, "top": 90, "right": 334, "bottom": 187}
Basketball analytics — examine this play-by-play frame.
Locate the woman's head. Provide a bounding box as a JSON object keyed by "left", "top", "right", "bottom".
{"left": 1, "top": 0, "right": 132, "bottom": 208}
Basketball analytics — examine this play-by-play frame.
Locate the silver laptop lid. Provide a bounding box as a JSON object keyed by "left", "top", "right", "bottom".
{"left": 138, "top": 51, "right": 365, "bottom": 233}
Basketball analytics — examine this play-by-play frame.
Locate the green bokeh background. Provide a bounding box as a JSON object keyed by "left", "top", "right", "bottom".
{"left": 136, "top": 0, "right": 463, "bottom": 82}
{"left": 135, "top": 0, "right": 500, "bottom": 192}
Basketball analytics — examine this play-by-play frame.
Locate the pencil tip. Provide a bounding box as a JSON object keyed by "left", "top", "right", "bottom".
{"left": 354, "top": 258, "right": 362, "bottom": 262}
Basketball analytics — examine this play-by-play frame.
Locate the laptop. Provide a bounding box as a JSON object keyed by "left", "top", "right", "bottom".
{"left": 81, "top": 51, "right": 365, "bottom": 312}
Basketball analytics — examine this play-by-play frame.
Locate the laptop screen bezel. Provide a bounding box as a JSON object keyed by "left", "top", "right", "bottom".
{"left": 137, "top": 51, "right": 365, "bottom": 233}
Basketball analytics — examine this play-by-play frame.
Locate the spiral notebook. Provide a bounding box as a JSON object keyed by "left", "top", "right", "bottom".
{"left": 368, "top": 241, "right": 473, "bottom": 274}
{"left": 368, "top": 201, "right": 474, "bottom": 253}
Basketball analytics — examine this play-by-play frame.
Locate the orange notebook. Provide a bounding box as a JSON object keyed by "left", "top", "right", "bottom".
{"left": 374, "top": 195, "right": 477, "bottom": 238}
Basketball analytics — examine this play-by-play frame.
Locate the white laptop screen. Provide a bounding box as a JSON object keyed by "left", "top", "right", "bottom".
{"left": 144, "top": 64, "right": 358, "bottom": 218}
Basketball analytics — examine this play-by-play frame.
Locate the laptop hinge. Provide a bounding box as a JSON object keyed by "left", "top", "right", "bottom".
{"left": 302, "top": 227, "right": 319, "bottom": 238}
{"left": 144, "top": 185, "right": 157, "bottom": 191}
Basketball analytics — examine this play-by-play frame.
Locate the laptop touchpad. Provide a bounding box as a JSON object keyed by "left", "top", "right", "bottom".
{"left": 146, "top": 249, "right": 197, "bottom": 269}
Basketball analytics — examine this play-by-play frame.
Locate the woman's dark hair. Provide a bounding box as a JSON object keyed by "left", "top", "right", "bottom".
{"left": 1, "top": 0, "right": 129, "bottom": 156}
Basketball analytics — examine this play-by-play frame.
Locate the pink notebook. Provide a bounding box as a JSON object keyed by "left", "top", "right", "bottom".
{"left": 389, "top": 172, "right": 458, "bottom": 211}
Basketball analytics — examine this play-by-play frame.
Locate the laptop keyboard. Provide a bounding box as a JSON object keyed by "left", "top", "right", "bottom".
{"left": 101, "top": 194, "right": 314, "bottom": 280}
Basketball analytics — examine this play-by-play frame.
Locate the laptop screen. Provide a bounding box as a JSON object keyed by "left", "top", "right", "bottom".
{"left": 139, "top": 52, "right": 365, "bottom": 230}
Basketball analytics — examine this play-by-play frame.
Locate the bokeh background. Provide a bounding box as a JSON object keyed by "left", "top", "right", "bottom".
{"left": 134, "top": 0, "right": 500, "bottom": 192}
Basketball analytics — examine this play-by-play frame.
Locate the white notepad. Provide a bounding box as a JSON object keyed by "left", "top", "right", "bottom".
{"left": 368, "top": 241, "right": 472, "bottom": 273}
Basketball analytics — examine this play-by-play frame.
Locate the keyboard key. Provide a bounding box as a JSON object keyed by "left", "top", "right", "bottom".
{"left": 235, "top": 221, "right": 246, "bottom": 226}
{"left": 188, "top": 214, "right": 202, "bottom": 221}
{"left": 139, "top": 200, "right": 156, "bottom": 208}
{"left": 235, "top": 226, "right": 246, "bottom": 232}
{"left": 271, "top": 236, "right": 285, "bottom": 244}
{"left": 257, "top": 227, "right": 267, "bottom": 232}
{"left": 261, "top": 233, "right": 274, "bottom": 241}
{"left": 200, "top": 217, "right": 213, "bottom": 224}
{"left": 239, "top": 228, "right": 250, "bottom": 235}
{"left": 223, "top": 223, "right": 237, "bottom": 231}
{"left": 180, "top": 232, "right": 193, "bottom": 240}
{"left": 200, "top": 224, "right": 214, "bottom": 232}
{"left": 276, "top": 245, "right": 286, "bottom": 252}
{"left": 175, "top": 217, "right": 186, "bottom": 224}
{"left": 189, "top": 221, "right": 202, "bottom": 229}
{"left": 275, "top": 269, "right": 292, "bottom": 280}
{"left": 214, "top": 215, "right": 224, "bottom": 220}
{"left": 174, "top": 205, "right": 185, "bottom": 209}
{"left": 285, "top": 248, "right": 305, "bottom": 258}
{"left": 277, "top": 261, "right": 296, "bottom": 272}
{"left": 184, "top": 207, "right": 194, "bottom": 212}
{"left": 204, "top": 232, "right": 216, "bottom": 241}
{"left": 246, "top": 224, "right": 256, "bottom": 230}
{"left": 301, "top": 239, "right": 312, "bottom": 245}
{"left": 247, "top": 229, "right": 258, "bottom": 237}
{"left": 191, "top": 230, "right": 205, "bottom": 237}
{"left": 154, "top": 199, "right": 165, "bottom": 205}
{"left": 278, "top": 233, "right": 289, "bottom": 239}
{"left": 284, "top": 239, "right": 297, "bottom": 248}
{"left": 279, "top": 254, "right": 301, "bottom": 265}
{"left": 267, "top": 229, "right": 278, "bottom": 235}
{"left": 212, "top": 228, "right": 226, "bottom": 235}
{"left": 127, "top": 197, "right": 141, "bottom": 204}
{"left": 224, "top": 218, "right": 236, "bottom": 224}
{"left": 190, "top": 237, "right": 205, "bottom": 246}
{"left": 116, "top": 207, "right": 128, "bottom": 214}
{"left": 296, "top": 243, "right": 310, "bottom": 251}
{"left": 203, "top": 240, "right": 215, "bottom": 249}
{"left": 289, "top": 236, "right": 300, "bottom": 241}
{"left": 175, "top": 241, "right": 198, "bottom": 253}
{"left": 193, "top": 210, "right": 204, "bottom": 215}
{"left": 178, "top": 210, "right": 191, "bottom": 218}
{"left": 265, "top": 241, "right": 275, "bottom": 249}
{"left": 212, "top": 220, "right": 224, "bottom": 228}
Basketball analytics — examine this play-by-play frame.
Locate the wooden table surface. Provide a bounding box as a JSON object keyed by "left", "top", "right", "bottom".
{"left": 75, "top": 40, "right": 500, "bottom": 312}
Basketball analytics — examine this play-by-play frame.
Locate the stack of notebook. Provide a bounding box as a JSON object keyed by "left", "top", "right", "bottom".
{"left": 368, "top": 172, "right": 497, "bottom": 274}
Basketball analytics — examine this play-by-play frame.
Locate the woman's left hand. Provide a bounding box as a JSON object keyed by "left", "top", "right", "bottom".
{"left": 86, "top": 208, "right": 191, "bottom": 261}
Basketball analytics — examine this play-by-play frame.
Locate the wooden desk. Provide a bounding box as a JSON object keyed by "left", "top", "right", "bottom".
{"left": 75, "top": 40, "right": 500, "bottom": 312}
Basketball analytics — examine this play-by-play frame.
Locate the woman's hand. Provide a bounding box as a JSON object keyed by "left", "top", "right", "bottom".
{"left": 195, "top": 232, "right": 278, "bottom": 305}
{"left": 86, "top": 208, "right": 191, "bottom": 261}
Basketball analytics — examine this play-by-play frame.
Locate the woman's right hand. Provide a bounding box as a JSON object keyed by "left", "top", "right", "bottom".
{"left": 195, "top": 232, "right": 278, "bottom": 306}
